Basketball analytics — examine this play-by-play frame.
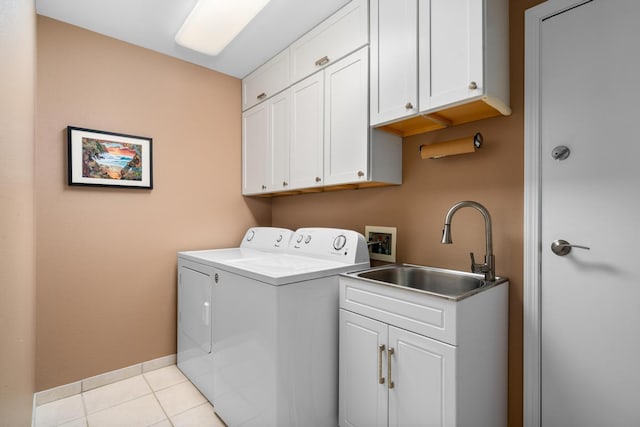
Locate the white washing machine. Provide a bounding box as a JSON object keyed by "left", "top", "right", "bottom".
{"left": 177, "top": 227, "right": 294, "bottom": 403}
{"left": 181, "top": 227, "right": 369, "bottom": 427}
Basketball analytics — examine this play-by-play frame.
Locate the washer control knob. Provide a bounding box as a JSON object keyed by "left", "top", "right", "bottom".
{"left": 333, "top": 234, "right": 347, "bottom": 251}
{"left": 296, "top": 234, "right": 304, "bottom": 243}
{"left": 305, "top": 235, "right": 312, "bottom": 244}
{"left": 246, "top": 230, "right": 255, "bottom": 241}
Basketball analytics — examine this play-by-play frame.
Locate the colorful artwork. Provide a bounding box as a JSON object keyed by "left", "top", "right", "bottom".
{"left": 68, "top": 126, "right": 153, "bottom": 189}
{"left": 82, "top": 138, "right": 143, "bottom": 181}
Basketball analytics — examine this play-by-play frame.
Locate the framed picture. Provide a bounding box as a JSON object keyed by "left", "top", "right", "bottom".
{"left": 365, "top": 225, "right": 397, "bottom": 263}
{"left": 67, "top": 126, "right": 153, "bottom": 189}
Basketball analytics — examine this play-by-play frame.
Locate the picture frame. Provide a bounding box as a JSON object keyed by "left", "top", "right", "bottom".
{"left": 67, "top": 126, "right": 153, "bottom": 189}
{"left": 365, "top": 225, "right": 397, "bottom": 262}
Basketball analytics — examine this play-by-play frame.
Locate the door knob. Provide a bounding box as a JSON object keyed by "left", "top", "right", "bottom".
{"left": 551, "top": 239, "right": 590, "bottom": 256}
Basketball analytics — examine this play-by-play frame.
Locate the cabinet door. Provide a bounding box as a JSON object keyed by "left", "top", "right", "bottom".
{"left": 242, "top": 103, "right": 269, "bottom": 194}
{"left": 418, "top": 0, "right": 483, "bottom": 112}
{"left": 324, "top": 47, "right": 368, "bottom": 186}
{"left": 290, "top": 0, "right": 368, "bottom": 83}
{"left": 388, "top": 326, "right": 456, "bottom": 427}
{"left": 242, "top": 49, "right": 290, "bottom": 111}
{"left": 290, "top": 72, "right": 324, "bottom": 189}
{"left": 370, "top": 0, "right": 418, "bottom": 125}
{"left": 339, "top": 310, "right": 388, "bottom": 427}
{"left": 266, "top": 91, "right": 290, "bottom": 191}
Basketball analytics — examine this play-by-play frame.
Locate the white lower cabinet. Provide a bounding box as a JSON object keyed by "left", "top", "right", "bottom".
{"left": 339, "top": 310, "right": 456, "bottom": 427}
{"left": 339, "top": 276, "right": 508, "bottom": 427}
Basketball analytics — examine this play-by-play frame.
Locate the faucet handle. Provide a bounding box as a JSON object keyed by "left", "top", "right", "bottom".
{"left": 470, "top": 252, "right": 487, "bottom": 274}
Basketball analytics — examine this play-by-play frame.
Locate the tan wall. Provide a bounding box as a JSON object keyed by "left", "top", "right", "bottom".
{"left": 272, "top": 1, "right": 544, "bottom": 426}
{"left": 35, "top": 17, "right": 271, "bottom": 391}
{"left": 0, "top": 0, "right": 37, "bottom": 424}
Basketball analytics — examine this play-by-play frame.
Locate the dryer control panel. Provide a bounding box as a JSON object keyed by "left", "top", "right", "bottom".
{"left": 289, "top": 228, "right": 369, "bottom": 264}
{"left": 240, "top": 227, "right": 294, "bottom": 251}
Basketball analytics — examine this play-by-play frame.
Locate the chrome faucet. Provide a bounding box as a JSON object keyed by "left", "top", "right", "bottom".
{"left": 441, "top": 201, "right": 496, "bottom": 281}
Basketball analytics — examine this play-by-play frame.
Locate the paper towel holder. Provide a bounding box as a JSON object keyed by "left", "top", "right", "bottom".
{"left": 419, "top": 132, "right": 483, "bottom": 159}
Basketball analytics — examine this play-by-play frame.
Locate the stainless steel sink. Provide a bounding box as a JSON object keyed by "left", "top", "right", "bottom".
{"left": 345, "top": 264, "right": 507, "bottom": 301}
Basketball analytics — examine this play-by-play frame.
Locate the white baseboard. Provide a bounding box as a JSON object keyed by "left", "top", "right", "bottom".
{"left": 34, "top": 354, "right": 176, "bottom": 407}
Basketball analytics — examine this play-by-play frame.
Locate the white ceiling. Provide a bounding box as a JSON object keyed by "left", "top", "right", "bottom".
{"left": 35, "top": 0, "right": 350, "bottom": 79}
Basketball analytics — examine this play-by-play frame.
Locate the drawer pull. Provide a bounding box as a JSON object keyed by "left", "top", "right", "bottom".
{"left": 315, "top": 176, "right": 322, "bottom": 183}
{"left": 315, "top": 56, "right": 330, "bottom": 67}
{"left": 257, "top": 92, "right": 267, "bottom": 100}
{"left": 378, "top": 344, "right": 386, "bottom": 385}
{"left": 388, "top": 347, "right": 395, "bottom": 389}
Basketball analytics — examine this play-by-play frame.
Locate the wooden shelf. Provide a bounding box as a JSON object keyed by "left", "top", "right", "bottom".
{"left": 377, "top": 97, "right": 512, "bottom": 138}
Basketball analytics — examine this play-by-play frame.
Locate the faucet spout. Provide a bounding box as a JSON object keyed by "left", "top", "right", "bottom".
{"left": 441, "top": 201, "right": 496, "bottom": 281}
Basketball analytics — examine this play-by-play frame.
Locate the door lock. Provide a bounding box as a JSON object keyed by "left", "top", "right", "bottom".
{"left": 551, "top": 145, "right": 571, "bottom": 161}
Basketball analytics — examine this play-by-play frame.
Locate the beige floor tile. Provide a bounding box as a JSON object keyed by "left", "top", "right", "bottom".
{"left": 148, "top": 420, "right": 173, "bottom": 427}
{"left": 155, "top": 380, "right": 207, "bottom": 417}
{"left": 82, "top": 375, "right": 151, "bottom": 414}
{"left": 86, "top": 394, "right": 166, "bottom": 427}
{"left": 171, "top": 403, "right": 225, "bottom": 427}
{"left": 143, "top": 364, "right": 187, "bottom": 391}
{"left": 35, "top": 394, "right": 85, "bottom": 427}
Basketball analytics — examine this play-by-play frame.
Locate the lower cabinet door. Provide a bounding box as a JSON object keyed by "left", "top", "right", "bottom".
{"left": 339, "top": 310, "right": 388, "bottom": 427}
{"left": 388, "top": 326, "right": 457, "bottom": 427}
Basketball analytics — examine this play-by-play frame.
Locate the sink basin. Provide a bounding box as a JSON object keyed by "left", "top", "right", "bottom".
{"left": 345, "top": 264, "right": 507, "bottom": 300}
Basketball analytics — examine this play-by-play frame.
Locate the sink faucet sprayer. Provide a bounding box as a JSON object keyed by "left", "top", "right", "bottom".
{"left": 441, "top": 201, "right": 495, "bottom": 281}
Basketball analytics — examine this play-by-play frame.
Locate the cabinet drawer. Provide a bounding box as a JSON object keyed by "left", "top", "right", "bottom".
{"left": 242, "top": 49, "right": 290, "bottom": 111}
{"left": 339, "top": 276, "right": 458, "bottom": 345}
{"left": 289, "top": 0, "right": 368, "bottom": 84}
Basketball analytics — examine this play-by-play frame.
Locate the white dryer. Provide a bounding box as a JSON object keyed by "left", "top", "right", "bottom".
{"left": 177, "top": 227, "right": 294, "bottom": 402}
{"left": 208, "top": 228, "right": 370, "bottom": 427}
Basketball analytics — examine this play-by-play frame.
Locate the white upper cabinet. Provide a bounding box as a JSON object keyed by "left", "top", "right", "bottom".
{"left": 324, "top": 47, "right": 369, "bottom": 186}
{"left": 242, "top": 49, "right": 290, "bottom": 111}
{"left": 267, "top": 92, "right": 291, "bottom": 191}
{"left": 370, "top": 0, "right": 418, "bottom": 126}
{"left": 242, "top": 103, "right": 269, "bottom": 195}
{"left": 242, "top": 90, "right": 290, "bottom": 195}
{"left": 372, "top": 0, "right": 510, "bottom": 137}
{"left": 419, "top": 0, "right": 484, "bottom": 111}
{"left": 289, "top": 72, "right": 324, "bottom": 190}
{"left": 289, "top": 0, "right": 368, "bottom": 84}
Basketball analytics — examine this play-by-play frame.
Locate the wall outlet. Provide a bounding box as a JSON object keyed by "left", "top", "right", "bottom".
{"left": 365, "top": 226, "right": 397, "bottom": 262}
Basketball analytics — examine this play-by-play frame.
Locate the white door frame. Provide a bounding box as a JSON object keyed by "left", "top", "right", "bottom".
{"left": 523, "top": 1, "right": 594, "bottom": 426}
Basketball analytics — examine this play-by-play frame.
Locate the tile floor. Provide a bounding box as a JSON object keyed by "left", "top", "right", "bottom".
{"left": 34, "top": 365, "right": 225, "bottom": 427}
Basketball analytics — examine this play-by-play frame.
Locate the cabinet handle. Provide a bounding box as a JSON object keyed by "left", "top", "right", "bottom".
{"left": 257, "top": 92, "right": 267, "bottom": 100}
{"left": 468, "top": 81, "right": 478, "bottom": 90}
{"left": 357, "top": 170, "right": 364, "bottom": 177}
{"left": 315, "top": 176, "right": 322, "bottom": 183}
{"left": 405, "top": 102, "right": 414, "bottom": 110}
{"left": 388, "top": 347, "right": 395, "bottom": 389}
{"left": 315, "top": 56, "right": 330, "bottom": 67}
{"left": 378, "top": 344, "right": 386, "bottom": 385}
{"left": 282, "top": 181, "right": 288, "bottom": 187}
{"left": 261, "top": 185, "right": 267, "bottom": 190}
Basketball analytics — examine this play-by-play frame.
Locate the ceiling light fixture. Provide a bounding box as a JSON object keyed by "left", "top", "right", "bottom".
{"left": 175, "top": 0, "right": 271, "bottom": 56}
